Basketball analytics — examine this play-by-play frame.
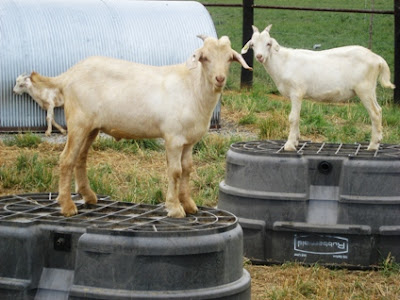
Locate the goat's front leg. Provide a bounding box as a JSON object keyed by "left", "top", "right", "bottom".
{"left": 164, "top": 141, "right": 186, "bottom": 218}
{"left": 45, "top": 106, "right": 54, "bottom": 136}
{"left": 52, "top": 119, "right": 67, "bottom": 135}
{"left": 179, "top": 144, "right": 198, "bottom": 215}
{"left": 284, "top": 96, "right": 302, "bottom": 151}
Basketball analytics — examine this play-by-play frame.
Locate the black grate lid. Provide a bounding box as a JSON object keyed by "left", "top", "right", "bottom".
{"left": 230, "top": 140, "right": 400, "bottom": 159}
{"left": 0, "top": 193, "right": 237, "bottom": 236}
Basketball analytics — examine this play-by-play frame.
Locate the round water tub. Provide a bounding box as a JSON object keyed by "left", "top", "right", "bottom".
{"left": 219, "top": 140, "right": 400, "bottom": 268}
{"left": 0, "top": 193, "right": 250, "bottom": 299}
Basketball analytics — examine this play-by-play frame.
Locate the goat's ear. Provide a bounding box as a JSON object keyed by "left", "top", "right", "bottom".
{"left": 241, "top": 40, "right": 252, "bottom": 54}
{"left": 186, "top": 49, "right": 202, "bottom": 70}
{"left": 22, "top": 76, "right": 32, "bottom": 87}
{"left": 30, "top": 71, "right": 38, "bottom": 82}
{"left": 233, "top": 50, "right": 253, "bottom": 71}
{"left": 272, "top": 39, "right": 280, "bottom": 52}
{"left": 252, "top": 25, "right": 259, "bottom": 33}
{"left": 264, "top": 24, "right": 272, "bottom": 33}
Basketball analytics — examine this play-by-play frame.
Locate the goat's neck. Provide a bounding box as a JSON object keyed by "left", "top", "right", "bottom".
{"left": 263, "top": 46, "right": 289, "bottom": 81}
{"left": 192, "top": 66, "right": 221, "bottom": 116}
{"left": 26, "top": 86, "right": 52, "bottom": 109}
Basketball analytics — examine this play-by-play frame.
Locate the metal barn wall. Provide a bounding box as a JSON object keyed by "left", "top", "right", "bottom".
{"left": 0, "top": 0, "right": 219, "bottom": 132}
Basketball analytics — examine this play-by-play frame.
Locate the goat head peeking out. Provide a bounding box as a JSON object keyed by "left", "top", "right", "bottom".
{"left": 13, "top": 72, "right": 66, "bottom": 136}
{"left": 30, "top": 35, "right": 250, "bottom": 218}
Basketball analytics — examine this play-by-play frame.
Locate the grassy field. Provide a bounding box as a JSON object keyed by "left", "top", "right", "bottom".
{"left": 1, "top": 0, "right": 400, "bottom": 299}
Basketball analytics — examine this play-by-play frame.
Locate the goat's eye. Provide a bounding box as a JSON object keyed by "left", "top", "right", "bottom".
{"left": 250, "top": 42, "right": 254, "bottom": 48}
{"left": 267, "top": 42, "right": 271, "bottom": 47}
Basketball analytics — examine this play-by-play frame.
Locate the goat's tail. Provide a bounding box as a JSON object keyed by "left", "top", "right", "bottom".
{"left": 378, "top": 58, "right": 395, "bottom": 89}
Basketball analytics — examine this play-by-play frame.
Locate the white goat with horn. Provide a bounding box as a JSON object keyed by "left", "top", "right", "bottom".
{"left": 29, "top": 35, "right": 251, "bottom": 217}
{"left": 242, "top": 24, "right": 395, "bottom": 151}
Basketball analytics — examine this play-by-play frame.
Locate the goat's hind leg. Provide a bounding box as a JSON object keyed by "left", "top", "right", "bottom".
{"left": 164, "top": 141, "right": 186, "bottom": 218}
{"left": 179, "top": 144, "right": 198, "bottom": 215}
{"left": 58, "top": 129, "right": 90, "bottom": 216}
{"left": 45, "top": 107, "right": 54, "bottom": 136}
{"left": 74, "top": 129, "right": 99, "bottom": 206}
{"left": 52, "top": 119, "right": 67, "bottom": 135}
{"left": 356, "top": 86, "right": 382, "bottom": 151}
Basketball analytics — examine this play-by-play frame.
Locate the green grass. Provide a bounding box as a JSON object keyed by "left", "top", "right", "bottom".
{"left": 0, "top": 152, "right": 58, "bottom": 191}
{"left": 381, "top": 253, "right": 400, "bottom": 277}
{"left": 86, "top": 162, "right": 165, "bottom": 205}
{"left": 3, "top": 132, "right": 42, "bottom": 148}
{"left": 239, "top": 113, "right": 258, "bottom": 125}
{"left": 92, "top": 137, "right": 163, "bottom": 153}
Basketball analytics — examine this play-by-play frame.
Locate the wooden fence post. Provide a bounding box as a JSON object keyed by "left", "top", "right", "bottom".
{"left": 241, "top": 0, "right": 254, "bottom": 89}
{"left": 395, "top": 0, "right": 400, "bottom": 104}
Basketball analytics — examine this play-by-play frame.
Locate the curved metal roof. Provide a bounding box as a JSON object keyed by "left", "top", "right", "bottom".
{"left": 0, "top": 0, "right": 218, "bottom": 131}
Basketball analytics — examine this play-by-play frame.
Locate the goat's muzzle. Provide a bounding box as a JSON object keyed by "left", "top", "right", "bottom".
{"left": 215, "top": 75, "right": 226, "bottom": 88}
{"left": 12, "top": 88, "right": 21, "bottom": 95}
{"left": 256, "top": 54, "right": 264, "bottom": 63}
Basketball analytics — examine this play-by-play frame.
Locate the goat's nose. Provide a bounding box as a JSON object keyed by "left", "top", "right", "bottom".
{"left": 256, "top": 54, "right": 263, "bottom": 61}
{"left": 216, "top": 75, "right": 225, "bottom": 83}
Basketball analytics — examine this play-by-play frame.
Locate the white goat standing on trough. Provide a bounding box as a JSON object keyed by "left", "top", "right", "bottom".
{"left": 13, "top": 73, "right": 67, "bottom": 136}
{"left": 30, "top": 35, "right": 251, "bottom": 217}
{"left": 242, "top": 24, "right": 395, "bottom": 151}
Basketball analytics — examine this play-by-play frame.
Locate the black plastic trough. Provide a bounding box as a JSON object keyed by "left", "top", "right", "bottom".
{"left": 0, "top": 193, "right": 250, "bottom": 299}
{"left": 219, "top": 140, "right": 400, "bottom": 268}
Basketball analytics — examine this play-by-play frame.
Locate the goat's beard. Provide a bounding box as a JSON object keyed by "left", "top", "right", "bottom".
{"left": 213, "top": 80, "right": 225, "bottom": 92}
{"left": 213, "top": 85, "right": 224, "bottom": 93}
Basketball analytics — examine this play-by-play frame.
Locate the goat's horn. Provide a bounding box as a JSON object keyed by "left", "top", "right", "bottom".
{"left": 197, "top": 34, "right": 208, "bottom": 41}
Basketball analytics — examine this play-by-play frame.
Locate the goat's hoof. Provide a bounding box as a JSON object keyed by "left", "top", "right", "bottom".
{"left": 166, "top": 204, "right": 186, "bottom": 218}
{"left": 284, "top": 141, "right": 296, "bottom": 151}
{"left": 182, "top": 198, "right": 198, "bottom": 215}
{"left": 60, "top": 203, "right": 78, "bottom": 217}
{"left": 367, "top": 143, "right": 379, "bottom": 151}
{"left": 83, "top": 192, "right": 98, "bottom": 205}
{"left": 45, "top": 131, "right": 51, "bottom": 137}
{"left": 61, "top": 130, "right": 67, "bottom": 135}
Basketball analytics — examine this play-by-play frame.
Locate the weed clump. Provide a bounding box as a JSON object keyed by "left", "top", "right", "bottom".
{"left": 3, "top": 133, "right": 42, "bottom": 148}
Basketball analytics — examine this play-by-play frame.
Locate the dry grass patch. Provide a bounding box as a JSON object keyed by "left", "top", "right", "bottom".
{"left": 246, "top": 263, "right": 400, "bottom": 300}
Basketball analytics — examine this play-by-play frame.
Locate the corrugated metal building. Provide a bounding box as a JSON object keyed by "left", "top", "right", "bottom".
{"left": 0, "top": 0, "right": 219, "bottom": 132}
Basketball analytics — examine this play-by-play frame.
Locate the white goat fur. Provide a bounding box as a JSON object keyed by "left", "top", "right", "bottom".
{"left": 242, "top": 24, "right": 395, "bottom": 151}
{"left": 13, "top": 73, "right": 66, "bottom": 136}
{"left": 33, "top": 36, "right": 251, "bottom": 217}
